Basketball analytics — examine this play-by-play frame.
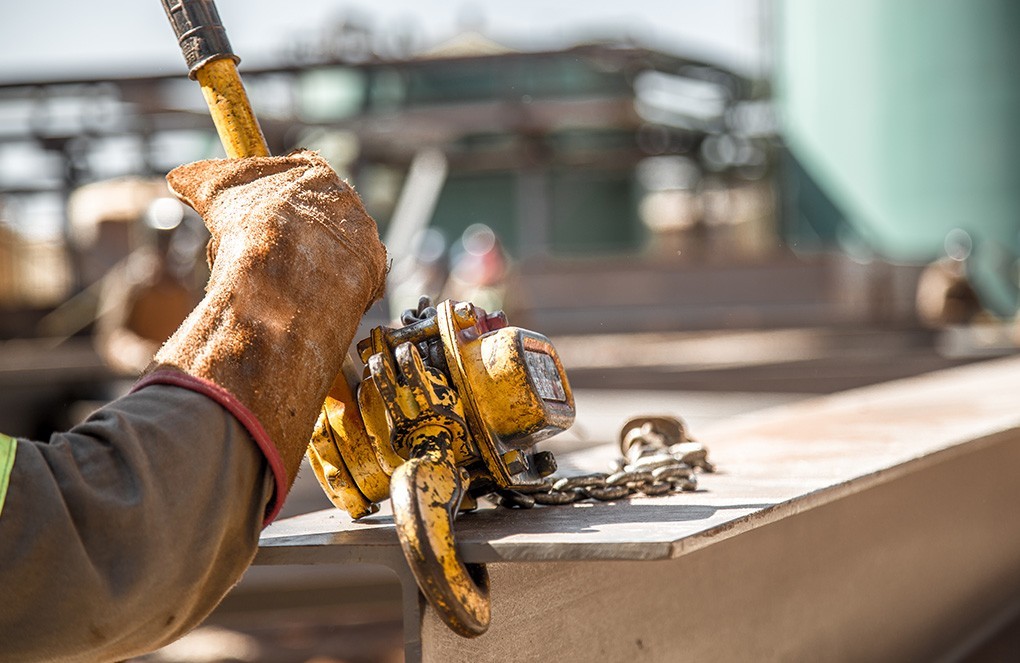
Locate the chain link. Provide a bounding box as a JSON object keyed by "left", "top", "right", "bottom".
{"left": 495, "top": 416, "right": 715, "bottom": 509}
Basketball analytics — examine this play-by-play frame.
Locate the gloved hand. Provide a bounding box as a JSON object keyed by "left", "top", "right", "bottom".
{"left": 151, "top": 150, "right": 387, "bottom": 495}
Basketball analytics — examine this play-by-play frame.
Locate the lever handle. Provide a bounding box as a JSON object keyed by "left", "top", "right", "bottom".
{"left": 160, "top": 0, "right": 237, "bottom": 78}
{"left": 160, "top": 0, "right": 269, "bottom": 158}
{"left": 390, "top": 427, "right": 491, "bottom": 637}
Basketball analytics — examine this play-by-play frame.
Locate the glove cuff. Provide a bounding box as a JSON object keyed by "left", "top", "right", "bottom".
{"left": 132, "top": 369, "right": 287, "bottom": 526}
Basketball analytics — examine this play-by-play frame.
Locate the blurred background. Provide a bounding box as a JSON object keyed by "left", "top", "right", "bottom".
{"left": 2, "top": 0, "right": 1019, "bottom": 661}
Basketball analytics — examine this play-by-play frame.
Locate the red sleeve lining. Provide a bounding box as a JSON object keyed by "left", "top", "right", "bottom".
{"left": 131, "top": 370, "right": 287, "bottom": 526}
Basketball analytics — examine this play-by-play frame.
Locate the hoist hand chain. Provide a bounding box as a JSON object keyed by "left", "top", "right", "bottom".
{"left": 401, "top": 295, "right": 440, "bottom": 326}
{"left": 495, "top": 416, "right": 714, "bottom": 509}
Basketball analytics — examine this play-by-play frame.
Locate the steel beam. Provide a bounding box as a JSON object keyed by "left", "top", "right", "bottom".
{"left": 258, "top": 355, "right": 1020, "bottom": 661}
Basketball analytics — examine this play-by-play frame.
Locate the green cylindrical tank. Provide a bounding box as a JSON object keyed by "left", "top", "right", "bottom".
{"left": 776, "top": 0, "right": 1020, "bottom": 314}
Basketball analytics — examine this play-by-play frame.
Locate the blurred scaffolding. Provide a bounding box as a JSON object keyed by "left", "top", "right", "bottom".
{"left": 0, "top": 23, "right": 790, "bottom": 329}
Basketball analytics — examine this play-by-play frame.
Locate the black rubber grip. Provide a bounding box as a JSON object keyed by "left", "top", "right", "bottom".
{"left": 161, "top": 0, "right": 240, "bottom": 79}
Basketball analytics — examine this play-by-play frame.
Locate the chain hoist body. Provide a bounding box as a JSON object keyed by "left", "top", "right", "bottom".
{"left": 307, "top": 298, "right": 575, "bottom": 636}
{"left": 307, "top": 299, "right": 716, "bottom": 637}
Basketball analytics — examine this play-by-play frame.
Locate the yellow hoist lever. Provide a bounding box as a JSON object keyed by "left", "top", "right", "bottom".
{"left": 162, "top": 1, "right": 577, "bottom": 638}
{"left": 160, "top": 0, "right": 268, "bottom": 158}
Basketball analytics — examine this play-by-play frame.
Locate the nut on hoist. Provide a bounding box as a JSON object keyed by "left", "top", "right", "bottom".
{"left": 307, "top": 297, "right": 575, "bottom": 637}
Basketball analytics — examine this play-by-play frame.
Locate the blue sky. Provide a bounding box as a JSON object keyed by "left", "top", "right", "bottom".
{"left": 0, "top": 0, "right": 764, "bottom": 82}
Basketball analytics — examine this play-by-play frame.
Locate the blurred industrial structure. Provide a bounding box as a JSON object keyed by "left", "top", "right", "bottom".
{"left": 0, "top": 33, "right": 771, "bottom": 426}
{"left": 0, "top": 37, "right": 769, "bottom": 286}
{"left": 1, "top": 20, "right": 1002, "bottom": 435}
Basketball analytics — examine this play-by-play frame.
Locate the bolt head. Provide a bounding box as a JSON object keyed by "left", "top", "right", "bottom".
{"left": 533, "top": 451, "right": 557, "bottom": 477}
{"left": 502, "top": 449, "right": 528, "bottom": 475}
{"left": 453, "top": 301, "right": 478, "bottom": 329}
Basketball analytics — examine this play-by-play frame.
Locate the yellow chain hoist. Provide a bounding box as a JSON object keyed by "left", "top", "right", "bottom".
{"left": 310, "top": 297, "right": 573, "bottom": 636}
{"left": 162, "top": 0, "right": 575, "bottom": 637}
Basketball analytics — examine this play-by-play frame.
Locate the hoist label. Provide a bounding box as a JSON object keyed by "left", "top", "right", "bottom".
{"left": 524, "top": 350, "right": 566, "bottom": 402}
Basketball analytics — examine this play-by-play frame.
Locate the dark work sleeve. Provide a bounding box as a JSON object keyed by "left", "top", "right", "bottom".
{"left": 0, "top": 383, "right": 276, "bottom": 662}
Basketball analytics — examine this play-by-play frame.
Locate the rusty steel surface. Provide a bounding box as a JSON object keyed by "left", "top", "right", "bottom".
{"left": 421, "top": 434, "right": 1020, "bottom": 662}
{"left": 259, "top": 357, "right": 1020, "bottom": 661}
{"left": 260, "top": 355, "right": 1020, "bottom": 566}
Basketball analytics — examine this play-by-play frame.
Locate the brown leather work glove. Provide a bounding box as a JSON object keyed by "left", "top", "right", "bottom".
{"left": 148, "top": 150, "right": 386, "bottom": 513}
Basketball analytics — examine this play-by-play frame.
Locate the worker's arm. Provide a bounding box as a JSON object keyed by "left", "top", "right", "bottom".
{"left": 0, "top": 151, "right": 387, "bottom": 661}
{"left": 0, "top": 384, "right": 272, "bottom": 662}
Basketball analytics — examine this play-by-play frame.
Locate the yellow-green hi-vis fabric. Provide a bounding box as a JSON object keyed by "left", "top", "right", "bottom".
{"left": 0, "top": 433, "right": 15, "bottom": 518}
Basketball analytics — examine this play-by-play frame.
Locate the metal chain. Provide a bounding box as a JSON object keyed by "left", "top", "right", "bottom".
{"left": 494, "top": 416, "right": 715, "bottom": 509}
{"left": 400, "top": 295, "right": 439, "bottom": 325}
